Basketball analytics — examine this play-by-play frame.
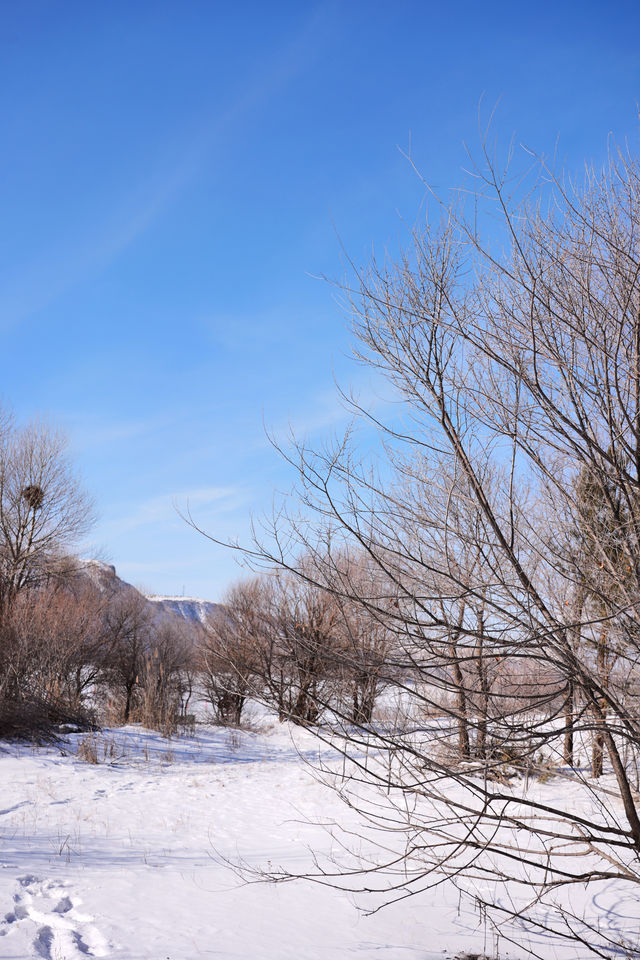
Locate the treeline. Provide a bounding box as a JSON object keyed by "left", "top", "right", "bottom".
{"left": 1, "top": 547, "right": 395, "bottom": 738}
{"left": 1, "top": 411, "right": 630, "bottom": 768}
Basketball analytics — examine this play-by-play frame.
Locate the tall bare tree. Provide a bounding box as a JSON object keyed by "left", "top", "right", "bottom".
{"left": 0, "top": 414, "right": 94, "bottom": 614}
{"left": 199, "top": 578, "right": 264, "bottom": 726}
{"left": 202, "top": 137, "right": 640, "bottom": 955}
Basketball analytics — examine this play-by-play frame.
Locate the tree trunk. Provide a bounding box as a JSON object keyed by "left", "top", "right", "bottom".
{"left": 592, "top": 628, "right": 607, "bottom": 778}
{"left": 564, "top": 679, "right": 574, "bottom": 766}
{"left": 451, "top": 644, "right": 470, "bottom": 761}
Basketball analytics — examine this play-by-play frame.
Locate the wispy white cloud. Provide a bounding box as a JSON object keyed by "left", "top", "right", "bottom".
{"left": 116, "top": 558, "right": 201, "bottom": 575}
{"left": 263, "top": 368, "right": 399, "bottom": 448}
{"left": 64, "top": 412, "right": 175, "bottom": 454}
{"left": 266, "top": 389, "right": 350, "bottom": 445}
{"left": 84, "top": 483, "right": 253, "bottom": 598}
{"left": 0, "top": 167, "right": 189, "bottom": 332}
{"left": 97, "top": 485, "right": 244, "bottom": 539}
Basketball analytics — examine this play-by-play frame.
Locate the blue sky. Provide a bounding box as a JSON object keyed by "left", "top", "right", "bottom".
{"left": 2, "top": 0, "right": 639, "bottom": 599}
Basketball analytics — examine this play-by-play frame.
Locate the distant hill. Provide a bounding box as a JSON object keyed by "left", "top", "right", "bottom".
{"left": 79, "top": 560, "right": 221, "bottom": 631}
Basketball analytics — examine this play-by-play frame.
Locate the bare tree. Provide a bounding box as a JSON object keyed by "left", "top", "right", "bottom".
{"left": 101, "top": 591, "right": 154, "bottom": 723}
{"left": 329, "top": 553, "right": 395, "bottom": 726}
{"left": 199, "top": 578, "right": 264, "bottom": 726}
{"left": 203, "top": 566, "right": 364, "bottom": 727}
{"left": 0, "top": 411, "right": 97, "bottom": 736}
{"left": 138, "top": 620, "right": 195, "bottom": 734}
{"left": 199, "top": 137, "right": 640, "bottom": 956}
{"left": 0, "top": 414, "right": 94, "bottom": 614}
{"left": 99, "top": 586, "right": 197, "bottom": 732}
{"left": 254, "top": 567, "right": 344, "bottom": 726}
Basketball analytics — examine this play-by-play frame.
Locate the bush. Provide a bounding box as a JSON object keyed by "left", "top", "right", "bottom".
{"left": 0, "top": 695, "right": 96, "bottom": 742}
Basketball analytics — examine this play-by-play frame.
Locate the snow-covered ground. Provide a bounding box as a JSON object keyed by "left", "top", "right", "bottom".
{"left": 0, "top": 721, "right": 636, "bottom": 960}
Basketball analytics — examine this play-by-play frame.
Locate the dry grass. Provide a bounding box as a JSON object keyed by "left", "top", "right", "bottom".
{"left": 76, "top": 735, "right": 99, "bottom": 764}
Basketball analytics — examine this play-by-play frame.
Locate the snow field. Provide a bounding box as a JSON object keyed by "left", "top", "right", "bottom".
{"left": 0, "top": 722, "right": 636, "bottom": 959}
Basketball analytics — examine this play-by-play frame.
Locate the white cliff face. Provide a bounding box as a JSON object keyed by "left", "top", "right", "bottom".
{"left": 144, "top": 594, "right": 221, "bottom": 628}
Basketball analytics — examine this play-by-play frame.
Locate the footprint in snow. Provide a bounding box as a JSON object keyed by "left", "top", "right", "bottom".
{"left": 0, "top": 874, "right": 110, "bottom": 957}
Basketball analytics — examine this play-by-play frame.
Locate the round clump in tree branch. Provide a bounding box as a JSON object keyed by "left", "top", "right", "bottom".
{"left": 21, "top": 484, "right": 44, "bottom": 510}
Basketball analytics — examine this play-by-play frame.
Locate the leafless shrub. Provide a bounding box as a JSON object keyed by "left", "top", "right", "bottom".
{"left": 0, "top": 580, "right": 109, "bottom": 710}
{"left": 138, "top": 621, "right": 195, "bottom": 735}
{"left": 0, "top": 694, "right": 96, "bottom": 742}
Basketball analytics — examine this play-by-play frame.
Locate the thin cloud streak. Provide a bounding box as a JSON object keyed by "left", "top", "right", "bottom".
{"left": 94, "top": 486, "right": 246, "bottom": 540}
{"left": 263, "top": 370, "right": 400, "bottom": 449}
{"left": 65, "top": 413, "right": 176, "bottom": 454}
